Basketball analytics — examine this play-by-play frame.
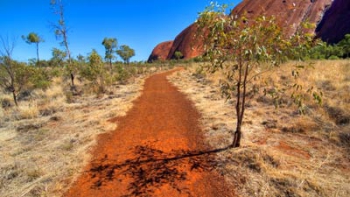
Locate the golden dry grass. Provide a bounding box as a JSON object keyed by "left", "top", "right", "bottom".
{"left": 0, "top": 75, "right": 147, "bottom": 196}
{"left": 168, "top": 60, "right": 350, "bottom": 197}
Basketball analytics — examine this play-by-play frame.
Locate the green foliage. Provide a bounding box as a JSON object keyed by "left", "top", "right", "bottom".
{"left": 196, "top": 3, "right": 321, "bottom": 147}
{"left": 338, "top": 34, "right": 350, "bottom": 58}
{"left": 80, "top": 50, "right": 107, "bottom": 93}
{"left": 47, "top": 66, "right": 63, "bottom": 78}
{"left": 51, "top": 0, "right": 76, "bottom": 87}
{"left": 174, "top": 51, "right": 184, "bottom": 60}
{"left": 309, "top": 42, "right": 343, "bottom": 60}
{"left": 309, "top": 34, "right": 350, "bottom": 60}
{"left": 116, "top": 45, "right": 135, "bottom": 64}
{"left": 102, "top": 37, "right": 117, "bottom": 74}
{"left": 102, "top": 37, "right": 117, "bottom": 62}
{"left": 0, "top": 57, "right": 33, "bottom": 105}
{"left": 50, "top": 48, "right": 67, "bottom": 66}
{"left": 76, "top": 54, "right": 86, "bottom": 63}
{"left": 22, "top": 32, "right": 44, "bottom": 45}
{"left": 193, "top": 56, "right": 204, "bottom": 63}
{"left": 50, "top": 0, "right": 69, "bottom": 48}
{"left": 81, "top": 50, "right": 104, "bottom": 81}
{"left": 328, "top": 55, "right": 340, "bottom": 60}
{"left": 28, "top": 67, "right": 51, "bottom": 90}
{"left": 115, "top": 64, "right": 129, "bottom": 83}
{"left": 22, "top": 32, "right": 44, "bottom": 64}
{"left": 288, "top": 63, "right": 323, "bottom": 113}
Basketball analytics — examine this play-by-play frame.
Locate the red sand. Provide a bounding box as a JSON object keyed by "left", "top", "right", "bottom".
{"left": 64, "top": 69, "right": 235, "bottom": 197}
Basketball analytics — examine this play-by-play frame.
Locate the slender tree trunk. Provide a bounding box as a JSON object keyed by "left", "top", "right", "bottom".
{"left": 8, "top": 73, "right": 18, "bottom": 106}
{"left": 12, "top": 91, "right": 18, "bottom": 106}
{"left": 109, "top": 59, "right": 113, "bottom": 75}
{"left": 70, "top": 72, "right": 75, "bottom": 87}
{"left": 65, "top": 40, "right": 75, "bottom": 88}
{"left": 231, "top": 57, "right": 251, "bottom": 148}
{"left": 36, "top": 42, "right": 40, "bottom": 65}
{"left": 232, "top": 124, "right": 242, "bottom": 148}
{"left": 232, "top": 60, "right": 243, "bottom": 148}
{"left": 57, "top": 1, "right": 75, "bottom": 89}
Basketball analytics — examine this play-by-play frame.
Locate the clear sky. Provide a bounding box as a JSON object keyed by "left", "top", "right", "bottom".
{"left": 0, "top": 0, "right": 241, "bottom": 62}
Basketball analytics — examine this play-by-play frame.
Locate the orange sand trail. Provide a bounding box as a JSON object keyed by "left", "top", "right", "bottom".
{"left": 64, "top": 69, "right": 235, "bottom": 197}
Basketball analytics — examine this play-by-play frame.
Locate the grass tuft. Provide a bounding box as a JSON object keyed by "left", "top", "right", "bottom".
{"left": 18, "top": 103, "right": 40, "bottom": 120}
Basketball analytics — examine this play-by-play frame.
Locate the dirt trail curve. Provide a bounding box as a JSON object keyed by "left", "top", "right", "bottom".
{"left": 64, "top": 69, "right": 235, "bottom": 197}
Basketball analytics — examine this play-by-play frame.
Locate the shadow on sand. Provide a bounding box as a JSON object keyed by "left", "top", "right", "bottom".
{"left": 87, "top": 144, "right": 232, "bottom": 196}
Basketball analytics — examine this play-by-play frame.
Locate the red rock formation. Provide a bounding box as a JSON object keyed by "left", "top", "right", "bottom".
{"left": 230, "top": 0, "right": 332, "bottom": 37}
{"left": 167, "top": 23, "right": 205, "bottom": 60}
{"left": 149, "top": 0, "right": 334, "bottom": 60}
{"left": 148, "top": 41, "right": 173, "bottom": 62}
{"left": 316, "top": 0, "right": 350, "bottom": 43}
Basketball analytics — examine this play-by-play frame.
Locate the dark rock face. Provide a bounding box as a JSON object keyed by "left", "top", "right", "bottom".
{"left": 230, "top": 0, "right": 332, "bottom": 37}
{"left": 167, "top": 23, "right": 205, "bottom": 60}
{"left": 316, "top": 0, "right": 350, "bottom": 43}
{"left": 148, "top": 41, "right": 174, "bottom": 62}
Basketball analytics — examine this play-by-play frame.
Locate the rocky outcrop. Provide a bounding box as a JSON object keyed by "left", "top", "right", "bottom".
{"left": 316, "top": 0, "right": 350, "bottom": 43}
{"left": 230, "top": 0, "right": 332, "bottom": 37}
{"left": 148, "top": 41, "right": 174, "bottom": 62}
{"left": 167, "top": 23, "right": 205, "bottom": 60}
{"left": 149, "top": 0, "right": 335, "bottom": 60}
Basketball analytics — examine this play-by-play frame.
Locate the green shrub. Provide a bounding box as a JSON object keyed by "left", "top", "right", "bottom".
{"left": 115, "top": 64, "right": 129, "bottom": 83}
{"left": 328, "top": 55, "right": 339, "bottom": 60}
{"left": 29, "top": 67, "right": 51, "bottom": 90}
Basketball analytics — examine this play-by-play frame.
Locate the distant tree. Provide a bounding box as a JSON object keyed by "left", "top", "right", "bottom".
{"left": 28, "top": 58, "right": 38, "bottom": 66}
{"left": 79, "top": 50, "right": 107, "bottom": 94}
{"left": 174, "top": 51, "right": 184, "bottom": 60}
{"left": 116, "top": 45, "right": 135, "bottom": 64}
{"left": 50, "top": 0, "right": 75, "bottom": 88}
{"left": 50, "top": 47, "right": 66, "bottom": 66}
{"left": 0, "top": 35, "right": 32, "bottom": 106}
{"left": 196, "top": 4, "right": 321, "bottom": 147}
{"left": 22, "top": 32, "right": 44, "bottom": 64}
{"left": 338, "top": 34, "right": 350, "bottom": 58}
{"left": 76, "top": 54, "right": 86, "bottom": 64}
{"left": 309, "top": 39, "right": 349, "bottom": 60}
{"left": 102, "top": 37, "right": 117, "bottom": 74}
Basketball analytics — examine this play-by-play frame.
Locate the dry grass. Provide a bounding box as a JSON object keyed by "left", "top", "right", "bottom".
{"left": 0, "top": 73, "right": 149, "bottom": 196}
{"left": 168, "top": 60, "right": 350, "bottom": 197}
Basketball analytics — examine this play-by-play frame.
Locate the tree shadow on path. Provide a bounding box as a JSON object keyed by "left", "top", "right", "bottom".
{"left": 88, "top": 144, "right": 233, "bottom": 197}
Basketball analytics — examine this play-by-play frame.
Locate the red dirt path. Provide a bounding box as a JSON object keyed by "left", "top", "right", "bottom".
{"left": 64, "top": 69, "right": 235, "bottom": 197}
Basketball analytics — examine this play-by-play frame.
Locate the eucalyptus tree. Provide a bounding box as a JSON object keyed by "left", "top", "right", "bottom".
{"left": 174, "top": 51, "right": 184, "bottom": 60}
{"left": 102, "top": 37, "right": 117, "bottom": 74}
{"left": 0, "top": 36, "right": 33, "bottom": 106}
{"left": 50, "top": 47, "right": 66, "bottom": 67}
{"left": 80, "top": 49, "right": 106, "bottom": 93}
{"left": 50, "top": 0, "right": 75, "bottom": 88}
{"left": 22, "top": 32, "right": 44, "bottom": 64}
{"left": 196, "top": 3, "right": 321, "bottom": 147}
{"left": 338, "top": 34, "right": 350, "bottom": 58}
{"left": 117, "top": 45, "right": 135, "bottom": 64}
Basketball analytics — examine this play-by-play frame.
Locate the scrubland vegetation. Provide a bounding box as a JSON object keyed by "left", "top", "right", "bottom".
{"left": 169, "top": 59, "right": 350, "bottom": 197}
{"left": 1, "top": 1, "right": 349, "bottom": 196}
{"left": 0, "top": 1, "right": 177, "bottom": 195}
{"left": 0, "top": 60, "right": 175, "bottom": 196}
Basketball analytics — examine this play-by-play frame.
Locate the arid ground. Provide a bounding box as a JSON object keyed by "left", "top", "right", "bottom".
{"left": 64, "top": 69, "right": 235, "bottom": 197}
{"left": 1, "top": 61, "right": 350, "bottom": 197}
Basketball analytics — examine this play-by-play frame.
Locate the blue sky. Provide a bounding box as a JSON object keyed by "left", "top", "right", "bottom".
{"left": 0, "top": 0, "right": 241, "bottom": 62}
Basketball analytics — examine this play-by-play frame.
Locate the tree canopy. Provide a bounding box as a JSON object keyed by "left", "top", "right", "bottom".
{"left": 102, "top": 37, "right": 117, "bottom": 73}
{"left": 117, "top": 45, "right": 135, "bottom": 64}
{"left": 196, "top": 3, "right": 320, "bottom": 147}
{"left": 22, "top": 32, "right": 44, "bottom": 63}
{"left": 102, "top": 37, "right": 117, "bottom": 61}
